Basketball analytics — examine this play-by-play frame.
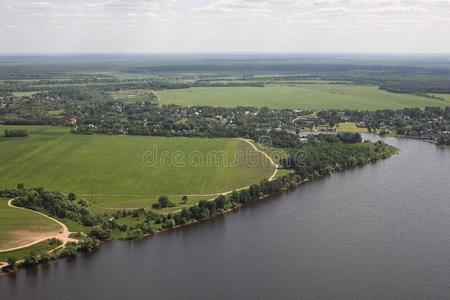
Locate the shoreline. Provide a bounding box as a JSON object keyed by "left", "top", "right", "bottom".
{"left": 0, "top": 140, "right": 398, "bottom": 276}
{"left": 0, "top": 179, "right": 305, "bottom": 277}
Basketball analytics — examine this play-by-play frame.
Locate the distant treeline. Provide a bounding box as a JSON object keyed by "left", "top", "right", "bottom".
{"left": 377, "top": 79, "right": 450, "bottom": 94}
{"left": 0, "top": 79, "right": 264, "bottom": 93}
{"left": 125, "top": 63, "right": 450, "bottom": 76}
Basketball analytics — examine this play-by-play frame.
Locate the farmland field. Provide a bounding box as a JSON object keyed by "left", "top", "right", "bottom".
{"left": 0, "top": 126, "right": 275, "bottom": 210}
{"left": 156, "top": 83, "right": 450, "bottom": 110}
{"left": 336, "top": 122, "right": 369, "bottom": 133}
{"left": 0, "top": 198, "right": 61, "bottom": 251}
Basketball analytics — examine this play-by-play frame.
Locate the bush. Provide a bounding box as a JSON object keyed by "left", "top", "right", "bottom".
{"left": 126, "top": 229, "right": 144, "bottom": 240}
{"left": 4, "top": 129, "right": 29, "bottom": 137}
{"left": 60, "top": 243, "right": 78, "bottom": 258}
{"left": 152, "top": 196, "right": 175, "bottom": 209}
{"left": 88, "top": 226, "right": 111, "bottom": 241}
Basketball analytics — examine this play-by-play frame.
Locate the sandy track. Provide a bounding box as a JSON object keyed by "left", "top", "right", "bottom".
{"left": 0, "top": 199, "right": 76, "bottom": 254}
{"left": 166, "top": 139, "right": 279, "bottom": 214}
{"left": 238, "top": 138, "right": 279, "bottom": 181}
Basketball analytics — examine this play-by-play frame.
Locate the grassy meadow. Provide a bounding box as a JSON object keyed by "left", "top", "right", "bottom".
{"left": 336, "top": 122, "right": 369, "bottom": 133}
{"left": 0, "top": 198, "right": 61, "bottom": 251}
{"left": 0, "top": 126, "right": 275, "bottom": 210}
{"left": 110, "top": 89, "right": 160, "bottom": 104}
{"left": 156, "top": 83, "right": 450, "bottom": 110}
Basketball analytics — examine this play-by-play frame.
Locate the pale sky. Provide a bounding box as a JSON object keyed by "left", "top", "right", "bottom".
{"left": 1, "top": 0, "right": 450, "bottom": 53}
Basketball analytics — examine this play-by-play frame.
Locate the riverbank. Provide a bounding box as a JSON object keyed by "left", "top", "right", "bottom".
{"left": 1, "top": 138, "right": 398, "bottom": 275}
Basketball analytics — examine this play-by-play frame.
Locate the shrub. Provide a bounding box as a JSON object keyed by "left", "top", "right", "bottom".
{"left": 4, "top": 129, "right": 29, "bottom": 137}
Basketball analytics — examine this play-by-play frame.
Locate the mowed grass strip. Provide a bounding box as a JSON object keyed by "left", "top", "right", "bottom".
{"left": 85, "top": 194, "right": 214, "bottom": 215}
{"left": 0, "top": 239, "right": 59, "bottom": 262}
{"left": 0, "top": 198, "right": 61, "bottom": 251}
{"left": 0, "top": 126, "right": 274, "bottom": 208}
{"left": 156, "top": 84, "right": 450, "bottom": 110}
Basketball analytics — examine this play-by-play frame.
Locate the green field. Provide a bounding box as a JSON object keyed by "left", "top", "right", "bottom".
{"left": 110, "top": 89, "right": 160, "bottom": 104}
{"left": 0, "top": 126, "right": 274, "bottom": 210}
{"left": 0, "top": 198, "right": 61, "bottom": 251}
{"left": 156, "top": 84, "right": 450, "bottom": 110}
{"left": 336, "top": 122, "right": 369, "bottom": 133}
{"left": 11, "top": 91, "right": 39, "bottom": 97}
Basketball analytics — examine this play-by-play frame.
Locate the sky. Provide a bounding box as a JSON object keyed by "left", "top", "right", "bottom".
{"left": 0, "top": 0, "right": 450, "bottom": 53}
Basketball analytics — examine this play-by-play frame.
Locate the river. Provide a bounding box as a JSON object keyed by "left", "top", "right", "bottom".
{"left": 2, "top": 135, "right": 450, "bottom": 299}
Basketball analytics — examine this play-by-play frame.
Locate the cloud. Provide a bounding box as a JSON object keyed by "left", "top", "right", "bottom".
{"left": 0, "top": 0, "right": 449, "bottom": 52}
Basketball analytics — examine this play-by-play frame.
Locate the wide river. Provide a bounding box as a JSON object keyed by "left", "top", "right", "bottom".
{"left": 2, "top": 135, "right": 450, "bottom": 299}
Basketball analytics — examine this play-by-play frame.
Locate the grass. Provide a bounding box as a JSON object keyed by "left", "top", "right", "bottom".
{"left": 336, "top": 122, "right": 368, "bottom": 133}
{"left": 110, "top": 89, "right": 160, "bottom": 104}
{"left": 0, "top": 198, "right": 61, "bottom": 251}
{"left": 85, "top": 194, "right": 214, "bottom": 214}
{"left": 58, "top": 218, "right": 91, "bottom": 233}
{"left": 47, "top": 109, "right": 65, "bottom": 116}
{"left": 0, "top": 126, "right": 274, "bottom": 211}
{"left": 11, "top": 91, "right": 39, "bottom": 97}
{"left": 156, "top": 83, "right": 450, "bottom": 110}
{"left": 0, "top": 239, "right": 60, "bottom": 262}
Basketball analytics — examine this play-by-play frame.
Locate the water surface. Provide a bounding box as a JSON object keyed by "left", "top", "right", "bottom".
{"left": 2, "top": 135, "right": 450, "bottom": 299}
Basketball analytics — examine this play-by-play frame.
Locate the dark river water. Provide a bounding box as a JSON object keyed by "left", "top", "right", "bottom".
{"left": 2, "top": 135, "right": 450, "bottom": 300}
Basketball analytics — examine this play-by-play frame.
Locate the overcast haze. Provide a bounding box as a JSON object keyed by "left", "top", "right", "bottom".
{"left": 1, "top": 0, "right": 449, "bottom": 53}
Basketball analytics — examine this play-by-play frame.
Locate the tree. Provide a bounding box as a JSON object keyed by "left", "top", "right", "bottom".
{"left": 181, "top": 195, "right": 188, "bottom": 204}
{"left": 230, "top": 191, "right": 239, "bottom": 204}
{"left": 126, "top": 229, "right": 144, "bottom": 240}
{"left": 22, "top": 252, "right": 39, "bottom": 268}
{"left": 7, "top": 257, "right": 17, "bottom": 268}
{"left": 214, "top": 195, "right": 227, "bottom": 209}
{"left": 162, "top": 219, "right": 175, "bottom": 229}
{"left": 157, "top": 196, "right": 174, "bottom": 208}
{"left": 88, "top": 226, "right": 111, "bottom": 240}
{"left": 38, "top": 251, "right": 51, "bottom": 263}
{"left": 60, "top": 243, "right": 78, "bottom": 258}
{"left": 68, "top": 193, "right": 77, "bottom": 201}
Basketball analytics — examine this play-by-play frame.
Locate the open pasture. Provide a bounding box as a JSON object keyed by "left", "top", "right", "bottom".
{"left": 0, "top": 126, "right": 274, "bottom": 210}
{"left": 156, "top": 83, "right": 450, "bottom": 110}
{"left": 0, "top": 198, "right": 61, "bottom": 251}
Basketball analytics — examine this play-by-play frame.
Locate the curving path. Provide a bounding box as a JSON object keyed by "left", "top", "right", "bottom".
{"left": 169, "top": 139, "right": 280, "bottom": 213}
{"left": 0, "top": 199, "right": 75, "bottom": 254}
{"left": 238, "top": 138, "right": 279, "bottom": 181}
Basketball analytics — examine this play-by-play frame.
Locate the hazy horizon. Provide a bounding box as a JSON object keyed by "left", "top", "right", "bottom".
{"left": 1, "top": 0, "right": 450, "bottom": 53}
{"left": 1, "top": 52, "right": 450, "bottom": 56}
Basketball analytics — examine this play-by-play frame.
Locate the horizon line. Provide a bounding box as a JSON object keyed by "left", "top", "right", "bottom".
{"left": 1, "top": 51, "right": 450, "bottom": 56}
